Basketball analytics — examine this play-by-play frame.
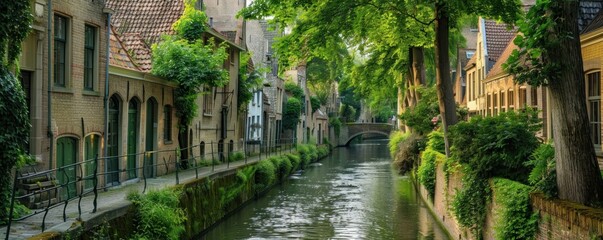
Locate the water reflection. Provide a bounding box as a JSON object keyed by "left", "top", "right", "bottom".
{"left": 201, "top": 140, "right": 449, "bottom": 240}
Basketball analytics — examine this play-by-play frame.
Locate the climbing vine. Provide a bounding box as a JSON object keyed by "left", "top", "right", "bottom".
{"left": 0, "top": 0, "right": 33, "bottom": 222}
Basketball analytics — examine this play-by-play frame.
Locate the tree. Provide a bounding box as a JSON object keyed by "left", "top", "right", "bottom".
{"left": 505, "top": 0, "right": 603, "bottom": 205}
{"left": 0, "top": 0, "right": 32, "bottom": 221}
{"left": 238, "top": 52, "right": 264, "bottom": 111}
{"left": 152, "top": 2, "right": 229, "bottom": 166}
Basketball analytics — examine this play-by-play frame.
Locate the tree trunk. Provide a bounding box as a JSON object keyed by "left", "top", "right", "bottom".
{"left": 412, "top": 46, "right": 426, "bottom": 103}
{"left": 549, "top": 0, "right": 603, "bottom": 205}
{"left": 178, "top": 121, "right": 190, "bottom": 169}
{"left": 434, "top": 2, "right": 458, "bottom": 157}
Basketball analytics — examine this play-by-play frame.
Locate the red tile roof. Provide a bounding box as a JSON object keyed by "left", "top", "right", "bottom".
{"left": 486, "top": 35, "right": 518, "bottom": 79}
{"left": 109, "top": 28, "right": 140, "bottom": 71}
{"left": 484, "top": 20, "right": 517, "bottom": 62}
{"left": 106, "top": 0, "right": 184, "bottom": 45}
{"left": 122, "top": 33, "right": 152, "bottom": 72}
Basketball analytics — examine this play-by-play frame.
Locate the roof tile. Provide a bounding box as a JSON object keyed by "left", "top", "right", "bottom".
{"left": 484, "top": 20, "right": 516, "bottom": 62}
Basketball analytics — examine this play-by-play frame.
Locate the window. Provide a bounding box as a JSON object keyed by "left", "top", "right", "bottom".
{"left": 508, "top": 89, "right": 514, "bottom": 110}
{"left": 487, "top": 93, "right": 491, "bottom": 116}
{"left": 164, "top": 105, "right": 172, "bottom": 142}
{"left": 199, "top": 141, "right": 205, "bottom": 159}
{"left": 531, "top": 87, "right": 538, "bottom": 107}
{"left": 54, "top": 15, "right": 68, "bottom": 87}
{"left": 84, "top": 25, "right": 96, "bottom": 91}
{"left": 493, "top": 92, "right": 498, "bottom": 115}
{"left": 588, "top": 72, "right": 601, "bottom": 145}
{"left": 519, "top": 88, "right": 527, "bottom": 108}
{"left": 500, "top": 91, "right": 505, "bottom": 112}
{"left": 203, "top": 86, "right": 213, "bottom": 115}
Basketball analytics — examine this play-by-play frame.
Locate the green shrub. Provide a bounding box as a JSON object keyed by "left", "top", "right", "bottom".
{"left": 426, "top": 130, "right": 445, "bottom": 154}
{"left": 447, "top": 109, "right": 541, "bottom": 238}
{"left": 127, "top": 188, "right": 186, "bottom": 240}
{"left": 285, "top": 153, "right": 301, "bottom": 171}
{"left": 220, "top": 166, "right": 255, "bottom": 208}
{"left": 322, "top": 138, "right": 331, "bottom": 148}
{"left": 308, "top": 144, "right": 319, "bottom": 162}
{"left": 526, "top": 142, "right": 557, "bottom": 197}
{"left": 270, "top": 156, "right": 292, "bottom": 180}
{"left": 449, "top": 109, "right": 541, "bottom": 182}
{"left": 388, "top": 131, "right": 410, "bottom": 158}
{"left": 451, "top": 172, "right": 490, "bottom": 237}
{"left": 329, "top": 117, "right": 342, "bottom": 136}
{"left": 228, "top": 151, "right": 245, "bottom": 162}
{"left": 254, "top": 160, "right": 276, "bottom": 191}
{"left": 283, "top": 98, "right": 302, "bottom": 130}
{"left": 392, "top": 133, "right": 425, "bottom": 174}
{"left": 317, "top": 145, "right": 329, "bottom": 158}
{"left": 296, "top": 144, "right": 311, "bottom": 168}
{"left": 493, "top": 178, "right": 538, "bottom": 240}
{"left": 284, "top": 81, "right": 304, "bottom": 100}
{"left": 399, "top": 86, "right": 440, "bottom": 134}
{"left": 417, "top": 148, "right": 444, "bottom": 198}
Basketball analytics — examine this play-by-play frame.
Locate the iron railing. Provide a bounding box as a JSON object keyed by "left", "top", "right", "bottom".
{"left": 4, "top": 138, "right": 298, "bottom": 240}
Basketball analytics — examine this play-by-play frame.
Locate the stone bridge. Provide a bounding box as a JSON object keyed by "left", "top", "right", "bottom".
{"left": 330, "top": 123, "right": 394, "bottom": 146}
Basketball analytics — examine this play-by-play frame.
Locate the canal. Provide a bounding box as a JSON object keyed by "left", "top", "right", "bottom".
{"left": 201, "top": 140, "right": 449, "bottom": 239}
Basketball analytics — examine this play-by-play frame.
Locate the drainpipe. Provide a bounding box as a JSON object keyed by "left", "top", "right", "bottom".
{"left": 103, "top": 8, "right": 113, "bottom": 164}
{"left": 47, "top": 0, "right": 53, "bottom": 170}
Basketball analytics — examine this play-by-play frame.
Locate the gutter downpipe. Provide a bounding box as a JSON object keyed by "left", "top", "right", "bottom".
{"left": 47, "top": 0, "right": 53, "bottom": 170}
{"left": 103, "top": 8, "right": 113, "bottom": 179}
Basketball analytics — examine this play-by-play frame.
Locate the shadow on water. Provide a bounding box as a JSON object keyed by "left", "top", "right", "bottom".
{"left": 200, "top": 139, "right": 449, "bottom": 240}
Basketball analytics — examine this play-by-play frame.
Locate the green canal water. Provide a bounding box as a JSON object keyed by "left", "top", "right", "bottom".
{"left": 201, "top": 140, "right": 449, "bottom": 239}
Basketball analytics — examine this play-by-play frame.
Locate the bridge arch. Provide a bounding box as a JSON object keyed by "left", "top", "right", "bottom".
{"left": 343, "top": 131, "right": 390, "bottom": 145}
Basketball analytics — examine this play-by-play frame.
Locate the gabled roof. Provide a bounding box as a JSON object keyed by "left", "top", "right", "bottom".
{"left": 582, "top": 7, "right": 603, "bottom": 34}
{"left": 486, "top": 36, "right": 518, "bottom": 80}
{"left": 580, "top": 1, "right": 603, "bottom": 33}
{"left": 121, "top": 33, "right": 152, "bottom": 72}
{"left": 464, "top": 52, "right": 477, "bottom": 70}
{"left": 484, "top": 20, "right": 516, "bottom": 62}
{"left": 106, "top": 0, "right": 183, "bottom": 45}
{"left": 109, "top": 28, "right": 140, "bottom": 71}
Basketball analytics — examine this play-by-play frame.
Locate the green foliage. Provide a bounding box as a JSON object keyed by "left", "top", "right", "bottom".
{"left": 172, "top": 0, "right": 207, "bottom": 42}
{"left": 0, "top": 67, "right": 31, "bottom": 221}
{"left": 220, "top": 166, "right": 254, "bottom": 208}
{"left": 238, "top": 52, "right": 264, "bottom": 111}
{"left": 451, "top": 172, "right": 491, "bottom": 237}
{"left": 399, "top": 86, "right": 440, "bottom": 135}
{"left": 426, "top": 130, "right": 445, "bottom": 154}
{"left": 254, "top": 160, "right": 276, "bottom": 191}
{"left": 526, "top": 142, "right": 557, "bottom": 198}
{"left": 504, "top": 0, "right": 557, "bottom": 87}
{"left": 228, "top": 151, "right": 245, "bottom": 162}
{"left": 448, "top": 109, "right": 541, "bottom": 238}
{"left": 328, "top": 117, "right": 342, "bottom": 136}
{"left": 310, "top": 96, "right": 321, "bottom": 113}
{"left": 339, "top": 104, "right": 357, "bottom": 123}
{"left": 388, "top": 131, "right": 410, "bottom": 158}
{"left": 127, "top": 188, "right": 186, "bottom": 240}
{"left": 0, "top": 0, "right": 32, "bottom": 222}
{"left": 449, "top": 109, "right": 541, "bottom": 181}
{"left": 283, "top": 98, "right": 302, "bottom": 130}
{"left": 296, "top": 144, "right": 311, "bottom": 168}
{"left": 493, "top": 178, "right": 538, "bottom": 240}
{"left": 285, "top": 153, "right": 301, "bottom": 171}
{"left": 152, "top": 37, "right": 228, "bottom": 131}
{"left": 392, "top": 133, "right": 426, "bottom": 174}
{"left": 317, "top": 145, "right": 330, "bottom": 158}
{"left": 0, "top": 0, "right": 32, "bottom": 67}
{"left": 152, "top": 4, "right": 229, "bottom": 132}
{"left": 284, "top": 81, "right": 304, "bottom": 100}
{"left": 269, "top": 156, "right": 292, "bottom": 180}
{"left": 417, "top": 149, "right": 443, "bottom": 198}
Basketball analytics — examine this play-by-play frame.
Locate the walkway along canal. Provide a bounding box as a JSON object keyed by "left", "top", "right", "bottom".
{"left": 201, "top": 140, "right": 449, "bottom": 239}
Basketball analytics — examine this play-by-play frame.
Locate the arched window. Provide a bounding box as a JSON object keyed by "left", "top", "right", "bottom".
{"left": 199, "top": 141, "right": 205, "bottom": 160}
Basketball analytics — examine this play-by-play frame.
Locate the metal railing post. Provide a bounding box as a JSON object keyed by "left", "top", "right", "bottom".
{"left": 93, "top": 154, "right": 98, "bottom": 213}
{"left": 5, "top": 169, "right": 19, "bottom": 240}
{"left": 142, "top": 152, "right": 148, "bottom": 193}
{"left": 211, "top": 142, "right": 215, "bottom": 172}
